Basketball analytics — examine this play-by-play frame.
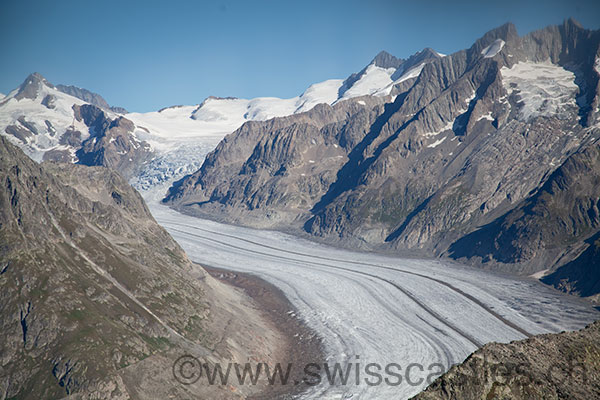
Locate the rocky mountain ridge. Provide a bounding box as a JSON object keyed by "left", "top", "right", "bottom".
{"left": 1, "top": 47, "right": 443, "bottom": 191}
{"left": 55, "top": 84, "right": 128, "bottom": 114}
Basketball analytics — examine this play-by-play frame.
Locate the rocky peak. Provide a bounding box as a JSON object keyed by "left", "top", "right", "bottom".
{"left": 391, "top": 47, "right": 443, "bottom": 80}
{"left": 371, "top": 50, "right": 405, "bottom": 69}
{"left": 416, "top": 47, "right": 441, "bottom": 59}
{"left": 483, "top": 22, "right": 518, "bottom": 43}
{"left": 15, "top": 72, "right": 53, "bottom": 100}
{"left": 468, "top": 22, "right": 518, "bottom": 61}
{"left": 564, "top": 16, "right": 584, "bottom": 31}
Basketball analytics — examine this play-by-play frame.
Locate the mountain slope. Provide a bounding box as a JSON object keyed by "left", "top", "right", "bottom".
{"left": 0, "top": 136, "right": 285, "bottom": 399}
{"left": 164, "top": 19, "right": 600, "bottom": 298}
{"left": 412, "top": 321, "right": 600, "bottom": 400}
{"left": 448, "top": 140, "right": 600, "bottom": 274}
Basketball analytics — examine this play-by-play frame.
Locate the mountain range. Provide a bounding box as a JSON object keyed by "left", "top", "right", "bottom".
{"left": 2, "top": 17, "right": 600, "bottom": 400}
{"left": 2, "top": 20, "right": 599, "bottom": 304}
{"left": 162, "top": 19, "right": 600, "bottom": 302}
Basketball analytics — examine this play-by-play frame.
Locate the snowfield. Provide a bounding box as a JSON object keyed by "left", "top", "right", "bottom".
{"left": 500, "top": 61, "right": 579, "bottom": 121}
{"left": 143, "top": 187, "right": 600, "bottom": 400}
{"left": 481, "top": 39, "right": 505, "bottom": 58}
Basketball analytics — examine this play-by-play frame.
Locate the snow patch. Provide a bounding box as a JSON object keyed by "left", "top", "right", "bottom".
{"left": 530, "top": 269, "right": 549, "bottom": 280}
{"left": 477, "top": 112, "right": 494, "bottom": 121}
{"left": 481, "top": 39, "right": 505, "bottom": 58}
{"left": 424, "top": 119, "right": 454, "bottom": 137}
{"left": 396, "top": 63, "right": 426, "bottom": 83}
{"left": 373, "top": 63, "right": 426, "bottom": 96}
{"left": 340, "top": 63, "right": 396, "bottom": 100}
{"left": 427, "top": 136, "right": 447, "bottom": 148}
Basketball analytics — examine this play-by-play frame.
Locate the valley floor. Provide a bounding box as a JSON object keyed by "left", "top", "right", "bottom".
{"left": 143, "top": 191, "right": 600, "bottom": 399}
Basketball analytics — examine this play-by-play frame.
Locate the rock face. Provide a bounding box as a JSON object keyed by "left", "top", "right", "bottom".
{"left": 164, "top": 96, "right": 390, "bottom": 226}
{"left": 449, "top": 141, "right": 600, "bottom": 274}
{"left": 412, "top": 321, "right": 600, "bottom": 400}
{"left": 165, "top": 19, "right": 600, "bottom": 299}
{"left": 73, "top": 104, "right": 153, "bottom": 179}
{"left": 0, "top": 136, "right": 283, "bottom": 399}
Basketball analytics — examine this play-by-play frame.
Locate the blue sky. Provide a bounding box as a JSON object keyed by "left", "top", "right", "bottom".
{"left": 1, "top": 0, "right": 599, "bottom": 112}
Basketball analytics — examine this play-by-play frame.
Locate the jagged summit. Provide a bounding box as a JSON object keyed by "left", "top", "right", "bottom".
{"left": 564, "top": 16, "right": 584, "bottom": 29}
{"left": 371, "top": 50, "right": 404, "bottom": 69}
{"left": 15, "top": 72, "right": 53, "bottom": 100}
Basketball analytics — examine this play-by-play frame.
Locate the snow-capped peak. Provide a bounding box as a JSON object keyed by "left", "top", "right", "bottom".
{"left": 0, "top": 73, "right": 135, "bottom": 163}
{"left": 481, "top": 39, "right": 505, "bottom": 58}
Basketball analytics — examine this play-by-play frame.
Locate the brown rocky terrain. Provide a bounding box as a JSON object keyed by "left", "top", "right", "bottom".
{"left": 412, "top": 320, "right": 600, "bottom": 400}
{"left": 0, "top": 136, "right": 308, "bottom": 399}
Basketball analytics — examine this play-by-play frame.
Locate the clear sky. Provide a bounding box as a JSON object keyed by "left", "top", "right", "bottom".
{"left": 1, "top": 0, "right": 599, "bottom": 112}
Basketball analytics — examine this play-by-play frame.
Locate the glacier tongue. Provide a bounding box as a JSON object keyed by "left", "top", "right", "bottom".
{"left": 144, "top": 187, "right": 600, "bottom": 400}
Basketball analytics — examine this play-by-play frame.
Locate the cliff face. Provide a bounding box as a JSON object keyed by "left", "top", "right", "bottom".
{"left": 164, "top": 20, "right": 600, "bottom": 298}
{"left": 412, "top": 321, "right": 600, "bottom": 400}
{"left": 72, "top": 104, "right": 153, "bottom": 179}
{"left": 0, "top": 136, "right": 282, "bottom": 399}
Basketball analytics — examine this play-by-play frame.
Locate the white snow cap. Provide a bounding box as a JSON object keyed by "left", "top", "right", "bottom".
{"left": 481, "top": 39, "right": 505, "bottom": 58}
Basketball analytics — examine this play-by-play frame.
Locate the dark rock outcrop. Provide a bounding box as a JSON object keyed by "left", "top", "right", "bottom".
{"left": 73, "top": 104, "right": 153, "bottom": 180}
